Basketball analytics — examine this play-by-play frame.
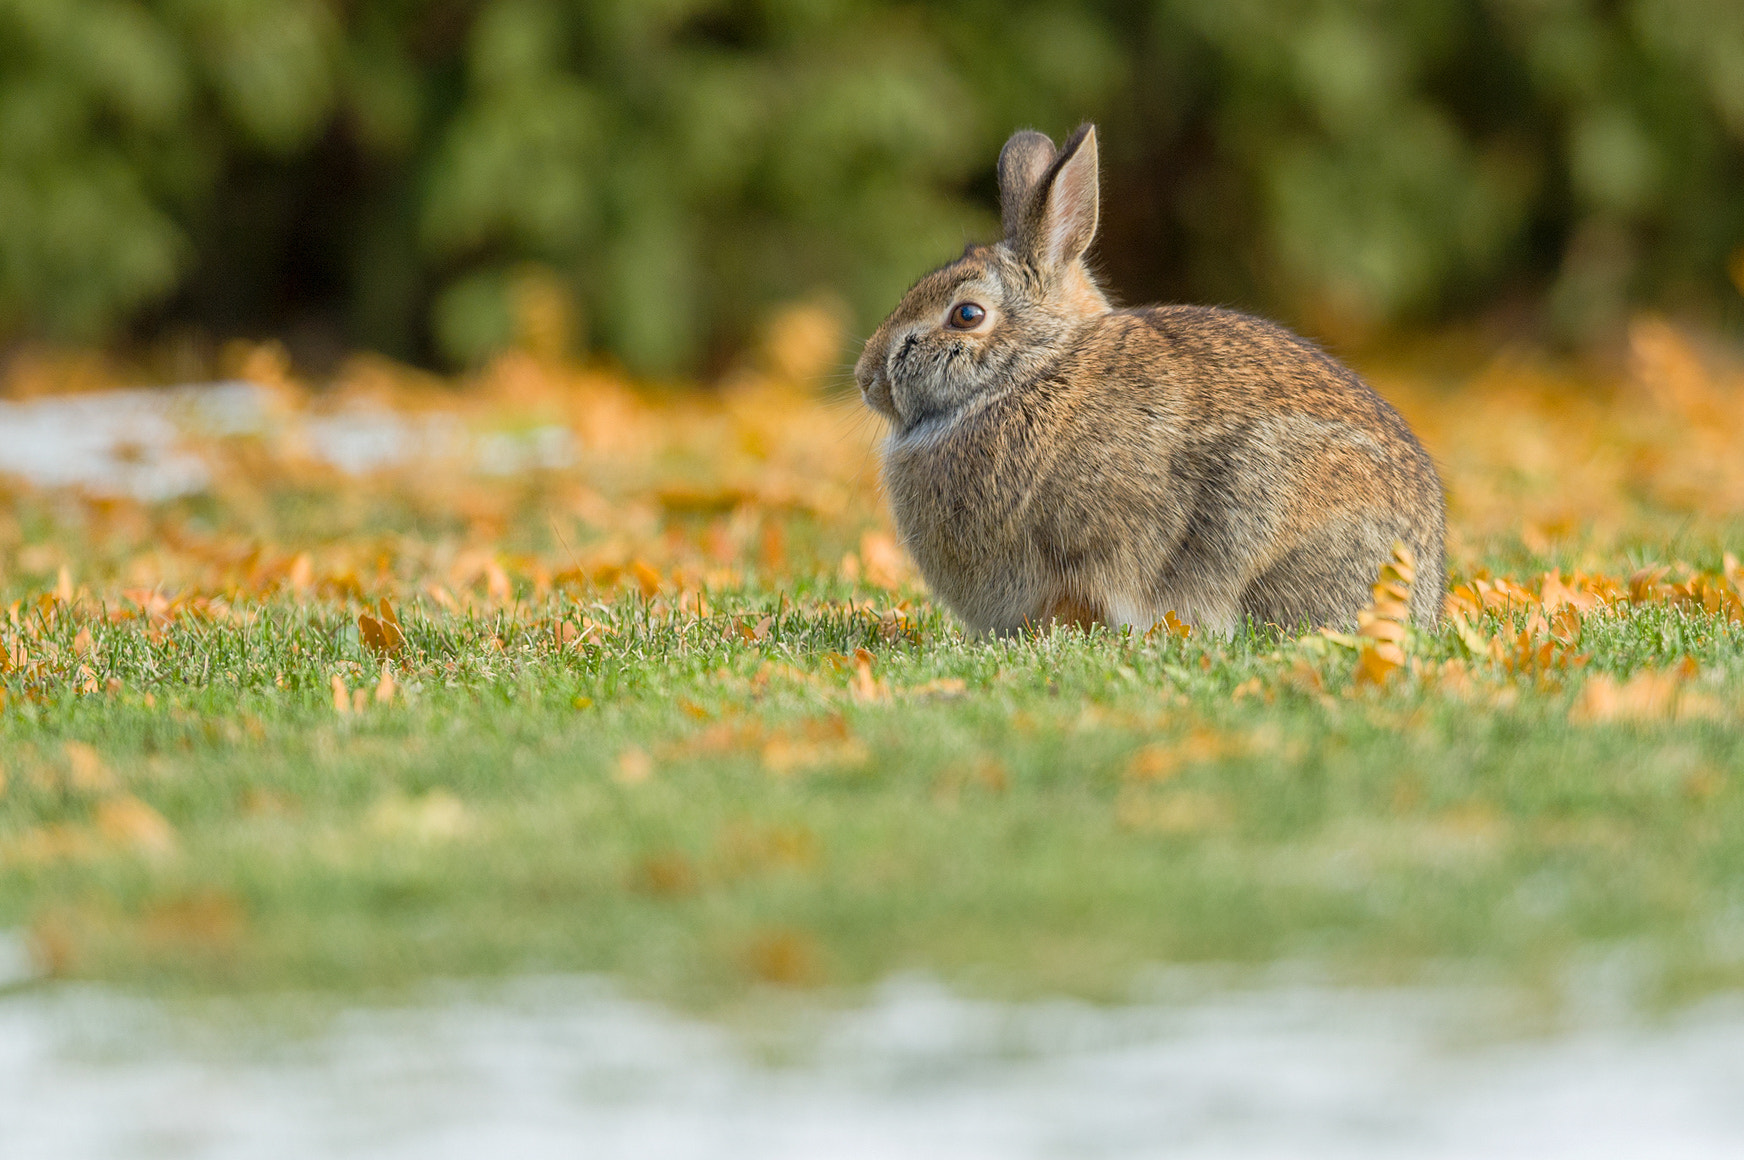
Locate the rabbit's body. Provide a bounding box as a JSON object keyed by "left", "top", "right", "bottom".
{"left": 858, "top": 126, "right": 1445, "bottom": 637}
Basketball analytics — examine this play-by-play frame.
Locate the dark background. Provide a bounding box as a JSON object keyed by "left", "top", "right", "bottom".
{"left": 3, "top": 0, "right": 1742, "bottom": 375}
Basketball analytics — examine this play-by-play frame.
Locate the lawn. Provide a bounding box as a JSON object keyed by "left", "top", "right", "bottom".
{"left": 3, "top": 319, "right": 1744, "bottom": 1007}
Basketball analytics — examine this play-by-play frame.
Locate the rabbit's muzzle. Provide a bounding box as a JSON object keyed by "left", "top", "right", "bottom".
{"left": 854, "top": 335, "right": 898, "bottom": 420}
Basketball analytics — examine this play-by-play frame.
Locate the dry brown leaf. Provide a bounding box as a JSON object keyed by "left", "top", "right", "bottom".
{"left": 1125, "top": 744, "right": 1182, "bottom": 782}
{"left": 1629, "top": 565, "right": 1671, "bottom": 604}
{"left": 630, "top": 559, "right": 663, "bottom": 599}
{"left": 95, "top": 795, "right": 176, "bottom": 857}
{"left": 759, "top": 522, "right": 787, "bottom": 571}
{"left": 847, "top": 647, "right": 889, "bottom": 703}
{"left": 1285, "top": 656, "right": 1326, "bottom": 694}
{"left": 486, "top": 560, "right": 513, "bottom": 603}
{"left": 749, "top": 660, "right": 820, "bottom": 692}
{"left": 906, "top": 677, "right": 967, "bottom": 700}
{"left": 1144, "top": 610, "right": 1192, "bottom": 642}
{"left": 1539, "top": 568, "right": 1603, "bottom": 613}
{"left": 744, "top": 928, "right": 820, "bottom": 986}
{"left": 142, "top": 890, "right": 244, "bottom": 948}
{"left": 633, "top": 851, "right": 698, "bottom": 896}
{"left": 62, "top": 741, "right": 114, "bottom": 791}
{"left": 1570, "top": 670, "right": 1681, "bottom": 723}
{"left": 357, "top": 613, "right": 395, "bottom": 655}
{"left": 1352, "top": 542, "right": 1417, "bottom": 686}
{"left": 287, "top": 552, "right": 314, "bottom": 594}
{"left": 761, "top": 731, "right": 870, "bottom": 776}
{"left": 1231, "top": 677, "right": 1266, "bottom": 701}
{"left": 1354, "top": 645, "right": 1402, "bottom": 687}
{"left": 1550, "top": 603, "right": 1582, "bottom": 645}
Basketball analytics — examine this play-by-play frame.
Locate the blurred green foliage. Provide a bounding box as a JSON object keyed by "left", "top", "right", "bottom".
{"left": 1, "top": 0, "right": 1741, "bottom": 372}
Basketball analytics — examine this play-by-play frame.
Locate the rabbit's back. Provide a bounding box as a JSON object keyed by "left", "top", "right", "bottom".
{"left": 884, "top": 305, "right": 1445, "bottom": 634}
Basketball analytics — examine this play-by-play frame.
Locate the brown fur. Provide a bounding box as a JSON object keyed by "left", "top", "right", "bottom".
{"left": 854, "top": 124, "right": 1446, "bottom": 637}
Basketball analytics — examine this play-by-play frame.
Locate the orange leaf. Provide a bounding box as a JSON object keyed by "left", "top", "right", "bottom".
{"left": 1570, "top": 670, "right": 1679, "bottom": 723}
{"left": 1357, "top": 616, "right": 1407, "bottom": 644}
{"left": 1550, "top": 604, "right": 1582, "bottom": 645}
{"left": 1628, "top": 566, "right": 1670, "bottom": 604}
{"left": 631, "top": 559, "right": 663, "bottom": 599}
{"left": 848, "top": 648, "right": 889, "bottom": 703}
{"left": 95, "top": 796, "right": 176, "bottom": 858}
{"left": 485, "top": 561, "right": 514, "bottom": 603}
{"left": 287, "top": 553, "right": 314, "bottom": 594}
{"left": 1354, "top": 645, "right": 1401, "bottom": 687}
{"left": 63, "top": 741, "right": 114, "bottom": 791}
{"left": 907, "top": 677, "right": 967, "bottom": 700}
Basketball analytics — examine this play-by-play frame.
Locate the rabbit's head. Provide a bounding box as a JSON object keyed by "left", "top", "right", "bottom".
{"left": 856, "top": 125, "right": 1110, "bottom": 430}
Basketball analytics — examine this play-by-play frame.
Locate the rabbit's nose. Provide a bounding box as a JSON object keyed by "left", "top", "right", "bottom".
{"left": 860, "top": 371, "right": 895, "bottom": 417}
{"left": 852, "top": 343, "right": 880, "bottom": 392}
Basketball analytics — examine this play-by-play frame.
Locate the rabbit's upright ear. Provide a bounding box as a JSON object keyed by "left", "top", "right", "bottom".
{"left": 998, "top": 130, "right": 1056, "bottom": 237}
{"left": 1013, "top": 124, "right": 1099, "bottom": 273}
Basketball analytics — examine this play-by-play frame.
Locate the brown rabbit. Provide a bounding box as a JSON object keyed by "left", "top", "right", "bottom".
{"left": 854, "top": 124, "right": 1445, "bottom": 637}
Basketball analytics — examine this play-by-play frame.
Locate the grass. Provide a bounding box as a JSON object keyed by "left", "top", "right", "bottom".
{"left": 3, "top": 578, "right": 1742, "bottom": 1007}
{"left": 3, "top": 324, "right": 1744, "bottom": 1007}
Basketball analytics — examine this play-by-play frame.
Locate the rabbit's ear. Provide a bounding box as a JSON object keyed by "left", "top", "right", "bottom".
{"left": 1015, "top": 124, "right": 1099, "bottom": 273}
{"left": 998, "top": 130, "right": 1056, "bottom": 237}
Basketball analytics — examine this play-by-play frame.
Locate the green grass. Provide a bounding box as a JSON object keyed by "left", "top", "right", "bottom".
{"left": 4, "top": 582, "right": 1744, "bottom": 1008}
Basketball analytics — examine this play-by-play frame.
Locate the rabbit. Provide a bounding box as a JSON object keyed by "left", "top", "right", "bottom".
{"left": 854, "top": 123, "right": 1446, "bottom": 638}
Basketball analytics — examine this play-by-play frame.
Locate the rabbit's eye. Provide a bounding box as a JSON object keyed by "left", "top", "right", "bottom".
{"left": 947, "top": 302, "right": 986, "bottom": 329}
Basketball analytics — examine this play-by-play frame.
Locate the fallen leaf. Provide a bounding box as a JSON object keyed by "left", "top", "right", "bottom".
{"left": 1570, "top": 669, "right": 1680, "bottom": 723}
{"left": 62, "top": 741, "right": 114, "bottom": 791}
{"left": 906, "top": 677, "right": 967, "bottom": 700}
{"left": 486, "top": 561, "right": 514, "bottom": 603}
{"left": 631, "top": 559, "right": 663, "bottom": 599}
{"left": 287, "top": 553, "right": 314, "bottom": 594}
{"left": 1144, "top": 610, "right": 1192, "bottom": 641}
{"left": 848, "top": 647, "right": 889, "bottom": 703}
{"left": 1125, "top": 744, "right": 1182, "bottom": 782}
{"left": 632, "top": 851, "right": 698, "bottom": 896}
{"left": 744, "top": 928, "right": 820, "bottom": 985}
{"left": 95, "top": 795, "right": 176, "bottom": 857}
